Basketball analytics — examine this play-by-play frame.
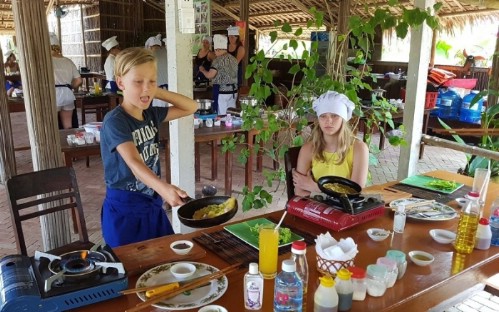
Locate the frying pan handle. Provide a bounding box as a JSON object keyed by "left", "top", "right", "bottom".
{"left": 182, "top": 196, "right": 194, "bottom": 203}
{"left": 340, "top": 194, "right": 355, "bottom": 215}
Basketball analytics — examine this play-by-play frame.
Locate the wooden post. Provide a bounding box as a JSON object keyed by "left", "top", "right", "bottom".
{"left": 429, "top": 29, "right": 437, "bottom": 68}
{"left": 80, "top": 4, "right": 87, "bottom": 68}
{"left": 240, "top": 0, "right": 249, "bottom": 87}
{"left": 397, "top": 0, "right": 435, "bottom": 180}
{"left": 12, "top": 0, "right": 71, "bottom": 251}
{"left": 0, "top": 48, "right": 17, "bottom": 183}
{"left": 488, "top": 26, "right": 499, "bottom": 108}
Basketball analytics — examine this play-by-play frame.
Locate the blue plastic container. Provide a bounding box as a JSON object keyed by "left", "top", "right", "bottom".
{"left": 461, "top": 91, "right": 483, "bottom": 111}
{"left": 438, "top": 88, "right": 461, "bottom": 119}
{"left": 459, "top": 108, "right": 481, "bottom": 124}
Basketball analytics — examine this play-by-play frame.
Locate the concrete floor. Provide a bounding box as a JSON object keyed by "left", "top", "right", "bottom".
{"left": 0, "top": 111, "right": 468, "bottom": 257}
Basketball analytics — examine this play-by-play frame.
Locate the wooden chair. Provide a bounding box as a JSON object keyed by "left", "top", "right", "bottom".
{"left": 79, "top": 95, "right": 112, "bottom": 125}
{"left": 6, "top": 166, "right": 89, "bottom": 256}
{"left": 284, "top": 146, "right": 301, "bottom": 200}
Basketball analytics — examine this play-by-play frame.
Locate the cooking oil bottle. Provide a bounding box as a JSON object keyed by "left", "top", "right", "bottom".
{"left": 454, "top": 192, "right": 480, "bottom": 254}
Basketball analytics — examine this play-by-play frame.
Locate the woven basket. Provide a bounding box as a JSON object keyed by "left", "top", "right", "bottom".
{"left": 316, "top": 255, "right": 355, "bottom": 276}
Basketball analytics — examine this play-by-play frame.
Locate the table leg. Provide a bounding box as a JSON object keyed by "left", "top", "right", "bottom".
{"left": 419, "top": 110, "right": 430, "bottom": 159}
{"left": 225, "top": 149, "right": 232, "bottom": 196}
{"left": 211, "top": 141, "right": 218, "bottom": 181}
{"left": 63, "top": 152, "right": 79, "bottom": 234}
{"left": 195, "top": 142, "right": 200, "bottom": 182}
{"left": 379, "top": 122, "right": 387, "bottom": 150}
{"left": 256, "top": 138, "right": 263, "bottom": 172}
{"left": 246, "top": 131, "right": 254, "bottom": 190}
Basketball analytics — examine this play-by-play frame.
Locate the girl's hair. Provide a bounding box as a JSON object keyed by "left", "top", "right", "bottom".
{"left": 50, "top": 45, "right": 61, "bottom": 55}
{"left": 114, "top": 47, "right": 156, "bottom": 77}
{"left": 310, "top": 118, "right": 355, "bottom": 164}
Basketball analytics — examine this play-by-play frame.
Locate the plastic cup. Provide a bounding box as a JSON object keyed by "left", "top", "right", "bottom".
{"left": 258, "top": 224, "right": 278, "bottom": 279}
{"left": 472, "top": 168, "right": 490, "bottom": 210}
{"left": 84, "top": 132, "right": 95, "bottom": 144}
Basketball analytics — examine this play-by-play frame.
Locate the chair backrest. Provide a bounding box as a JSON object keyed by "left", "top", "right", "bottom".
{"left": 284, "top": 146, "right": 302, "bottom": 200}
{"left": 6, "top": 166, "right": 89, "bottom": 255}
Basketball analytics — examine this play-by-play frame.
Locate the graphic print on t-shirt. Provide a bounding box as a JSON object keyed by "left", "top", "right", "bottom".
{"left": 130, "top": 120, "right": 160, "bottom": 195}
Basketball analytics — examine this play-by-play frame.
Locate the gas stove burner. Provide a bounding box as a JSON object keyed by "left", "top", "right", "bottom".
{"left": 0, "top": 243, "right": 128, "bottom": 312}
{"left": 197, "top": 109, "right": 213, "bottom": 115}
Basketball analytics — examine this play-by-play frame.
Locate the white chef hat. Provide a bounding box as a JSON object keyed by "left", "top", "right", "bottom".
{"left": 227, "top": 26, "right": 240, "bottom": 36}
{"left": 202, "top": 35, "right": 212, "bottom": 43}
{"left": 312, "top": 91, "right": 355, "bottom": 121}
{"left": 213, "top": 34, "right": 227, "bottom": 50}
{"left": 3, "top": 49, "right": 14, "bottom": 58}
{"left": 49, "top": 32, "right": 59, "bottom": 46}
{"left": 102, "top": 36, "right": 119, "bottom": 51}
{"left": 145, "top": 35, "right": 162, "bottom": 48}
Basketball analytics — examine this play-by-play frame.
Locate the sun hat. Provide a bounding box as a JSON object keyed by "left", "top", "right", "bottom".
{"left": 313, "top": 91, "right": 355, "bottom": 121}
{"left": 213, "top": 34, "right": 228, "bottom": 50}
{"left": 49, "top": 32, "right": 59, "bottom": 46}
{"left": 227, "top": 26, "right": 240, "bottom": 36}
{"left": 145, "top": 35, "right": 162, "bottom": 48}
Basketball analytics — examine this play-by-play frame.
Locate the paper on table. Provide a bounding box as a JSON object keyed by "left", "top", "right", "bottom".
{"left": 314, "top": 232, "right": 358, "bottom": 261}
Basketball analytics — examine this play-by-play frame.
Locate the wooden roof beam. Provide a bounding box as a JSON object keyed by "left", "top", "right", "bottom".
{"left": 224, "top": 0, "right": 270, "bottom": 9}
{"left": 440, "top": 8, "right": 499, "bottom": 17}
{"left": 251, "top": 10, "right": 304, "bottom": 18}
{"left": 211, "top": 2, "right": 257, "bottom": 31}
{"left": 288, "top": 0, "right": 331, "bottom": 27}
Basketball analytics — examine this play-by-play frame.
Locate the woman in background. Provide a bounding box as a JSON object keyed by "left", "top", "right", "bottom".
{"left": 4, "top": 50, "right": 21, "bottom": 96}
{"left": 227, "top": 26, "right": 245, "bottom": 86}
{"left": 194, "top": 35, "right": 215, "bottom": 84}
{"left": 102, "top": 36, "right": 120, "bottom": 93}
{"left": 292, "top": 91, "right": 369, "bottom": 196}
{"left": 50, "top": 32, "right": 82, "bottom": 129}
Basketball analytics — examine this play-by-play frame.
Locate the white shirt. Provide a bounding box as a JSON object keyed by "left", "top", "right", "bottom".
{"left": 104, "top": 54, "right": 116, "bottom": 89}
{"left": 52, "top": 56, "right": 80, "bottom": 107}
{"left": 154, "top": 47, "right": 168, "bottom": 86}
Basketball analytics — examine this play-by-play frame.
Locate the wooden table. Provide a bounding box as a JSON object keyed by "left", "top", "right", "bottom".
{"left": 74, "top": 170, "right": 499, "bottom": 312}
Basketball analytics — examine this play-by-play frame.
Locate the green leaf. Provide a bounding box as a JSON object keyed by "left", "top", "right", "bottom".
{"left": 282, "top": 23, "right": 292, "bottom": 33}
{"left": 294, "top": 27, "right": 303, "bottom": 37}
{"left": 395, "top": 22, "right": 409, "bottom": 38}
{"left": 270, "top": 31, "right": 278, "bottom": 42}
{"left": 433, "top": 2, "right": 443, "bottom": 11}
{"left": 289, "top": 64, "right": 301, "bottom": 75}
{"left": 290, "top": 39, "right": 298, "bottom": 50}
{"left": 292, "top": 136, "right": 304, "bottom": 146}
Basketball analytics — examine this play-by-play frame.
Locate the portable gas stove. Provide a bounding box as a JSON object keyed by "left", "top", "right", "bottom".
{"left": 0, "top": 243, "right": 127, "bottom": 312}
{"left": 286, "top": 195, "right": 385, "bottom": 231}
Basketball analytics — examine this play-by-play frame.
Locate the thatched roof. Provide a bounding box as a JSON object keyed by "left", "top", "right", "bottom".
{"left": 0, "top": 0, "right": 497, "bottom": 35}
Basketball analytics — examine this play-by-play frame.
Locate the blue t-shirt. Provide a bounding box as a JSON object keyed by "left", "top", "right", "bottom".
{"left": 100, "top": 105, "right": 168, "bottom": 196}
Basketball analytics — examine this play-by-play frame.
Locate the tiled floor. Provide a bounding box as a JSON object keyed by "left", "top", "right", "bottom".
{"left": 0, "top": 111, "right": 468, "bottom": 257}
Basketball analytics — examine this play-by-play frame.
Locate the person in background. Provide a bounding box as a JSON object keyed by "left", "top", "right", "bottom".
{"left": 100, "top": 47, "right": 197, "bottom": 248}
{"left": 102, "top": 36, "right": 120, "bottom": 93}
{"left": 145, "top": 34, "right": 168, "bottom": 107}
{"left": 227, "top": 25, "right": 245, "bottom": 86}
{"left": 292, "top": 91, "right": 369, "bottom": 196}
{"left": 4, "top": 49, "right": 21, "bottom": 97}
{"left": 49, "top": 32, "right": 82, "bottom": 129}
{"left": 198, "top": 34, "right": 238, "bottom": 115}
{"left": 194, "top": 35, "right": 215, "bottom": 84}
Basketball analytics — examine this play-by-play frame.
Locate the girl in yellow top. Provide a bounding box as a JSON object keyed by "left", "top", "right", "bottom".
{"left": 292, "top": 91, "right": 369, "bottom": 196}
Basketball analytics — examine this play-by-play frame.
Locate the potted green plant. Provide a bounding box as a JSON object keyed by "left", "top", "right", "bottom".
{"left": 224, "top": 3, "right": 442, "bottom": 211}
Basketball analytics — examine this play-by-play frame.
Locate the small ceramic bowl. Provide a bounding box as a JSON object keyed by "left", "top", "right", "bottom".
{"left": 170, "top": 262, "right": 196, "bottom": 280}
{"left": 367, "top": 228, "right": 391, "bottom": 241}
{"left": 170, "top": 240, "right": 194, "bottom": 255}
{"left": 198, "top": 305, "right": 228, "bottom": 312}
{"left": 429, "top": 229, "right": 456, "bottom": 244}
{"left": 408, "top": 250, "right": 435, "bottom": 266}
{"left": 455, "top": 197, "right": 469, "bottom": 209}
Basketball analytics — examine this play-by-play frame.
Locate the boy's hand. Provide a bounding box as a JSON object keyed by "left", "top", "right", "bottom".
{"left": 162, "top": 184, "right": 188, "bottom": 207}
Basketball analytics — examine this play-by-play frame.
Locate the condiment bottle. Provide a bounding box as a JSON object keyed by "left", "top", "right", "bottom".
{"left": 489, "top": 196, "right": 499, "bottom": 246}
{"left": 225, "top": 113, "right": 233, "bottom": 127}
{"left": 274, "top": 259, "right": 303, "bottom": 312}
{"left": 366, "top": 264, "right": 387, "bottom": 297}
{"left": 455, "top": 192, "right": 480, "bottom": 254}
{"left": 386, "top": 250, "right": 407, "bottom": 279}
{"left": 290, "top": 241, "right": 309, "bottom": 298}
{"left": 335, "top": 268, "right": 353, "bottom": 311}
{"left": 393, "top": 204, "right": 406, "bottom": 233}
{"left": 244, "top": 262, "right": 263, "bottom": 310}
{"left": 348, "top": 266, "right": 367, "bottom": 301}
{"left": 314, "top": 275, "right": 338, "bottom": 312}
{"left": 475, "top": 218, "right": 492, "bottom": 250}
{"left": 376, "top": 257, "right": 398, "bottom": 288}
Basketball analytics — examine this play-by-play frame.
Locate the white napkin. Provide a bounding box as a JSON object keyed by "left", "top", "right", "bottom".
{"left": 315, "top": 232, "right": 358, "bottom": 261}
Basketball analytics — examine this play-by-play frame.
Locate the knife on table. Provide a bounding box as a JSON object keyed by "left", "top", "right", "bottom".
{"left": 145, "top": 277, "right": 211, "bottom": 298}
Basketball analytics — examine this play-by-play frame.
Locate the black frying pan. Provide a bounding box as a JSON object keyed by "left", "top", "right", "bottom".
{"left": 317, "top": 176, "right": 362, "bottom": 214}
{"left": 177, "top": 196, "right": 238, "bottom": 228}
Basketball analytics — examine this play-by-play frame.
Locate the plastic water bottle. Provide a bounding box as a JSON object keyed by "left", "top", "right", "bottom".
{"left": 290, "top": 241, "right": 308, "bottom": 298}
{"left": 274, "top": 259, "right": 303, "bottom": 312}
{"left": 244, "top": 262, "right": 264, "bottom": 310}
{"left": 225, "top": 113, "right": 233, "bottom": 127}
{"left": 489, "top": 196, "right": 499, "bottom": 246}
{"left": 454, "top": 192, "right": 480, "bottom": 254}
{"left": 393, "top": 205, "right": 406, "bottom": 233}
{"left": 314, "top": 275, "right": 338, "bottom": 312}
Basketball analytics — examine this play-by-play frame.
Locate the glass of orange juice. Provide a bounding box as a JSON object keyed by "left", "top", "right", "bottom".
{"left": 259, "top": 223, "right": 279, "bottom": 279}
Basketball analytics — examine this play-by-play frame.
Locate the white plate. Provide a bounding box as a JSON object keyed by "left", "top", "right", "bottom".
{"left": 136, "top": 262, "right": 228, "bottom": 310}
{"left": 389, "top": 198, "right": 457, "bottom": 221}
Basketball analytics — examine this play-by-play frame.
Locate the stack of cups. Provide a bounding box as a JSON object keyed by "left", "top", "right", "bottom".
{"left": 472, "top": 167, "right": 490, "bottom": 217}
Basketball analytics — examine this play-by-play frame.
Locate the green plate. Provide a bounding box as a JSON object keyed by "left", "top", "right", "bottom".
{"left": 224, "top": 218, "right": 303, "bottom": 250}
{"left": 400, "top": 175, "right": 464, "bottom": 194}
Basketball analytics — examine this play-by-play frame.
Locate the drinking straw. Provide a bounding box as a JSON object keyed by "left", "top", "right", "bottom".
{"left": 274, "top": 210, "right": 287, "bottom": 233}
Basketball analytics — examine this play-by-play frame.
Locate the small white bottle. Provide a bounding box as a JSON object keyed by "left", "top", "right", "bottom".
{"left": 393, "top": 204, "right": 406, "bottom": 233}
{"left": 314, "top": 275, "right": 338, "bottom": 312}
{"left": 225, "top": 113, "right": 233, "bottom": 127}
{"left": 244, "top": 262, "right": 263, "bottom": 310}
{"left": 475, "top": 218, "right": 492, "bottom": 250}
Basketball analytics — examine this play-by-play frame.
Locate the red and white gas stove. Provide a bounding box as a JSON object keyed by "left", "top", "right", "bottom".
{"left": 0, "top": 243, "right": 127, "bottom": 312}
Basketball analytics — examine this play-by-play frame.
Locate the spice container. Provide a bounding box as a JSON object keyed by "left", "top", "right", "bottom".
{"left": 314, "top": 275, "right": 338, "bottom": 312}
{"left": 335, "top": 268, "right": 353, "bottom": 311}
{"left": 475, "top": 218, "right": 492, "bottom": 250}
{"left": 348, "top": 266, "right": 367, "bottom": 301}
{"left": 366, "top": 264, "right": 387, "bottom": 297}
{"left": 386, "top": 250, "right": 407, "bottom": 279}
{"left": 376, "top": 257, "right": 398, "bottom": 288}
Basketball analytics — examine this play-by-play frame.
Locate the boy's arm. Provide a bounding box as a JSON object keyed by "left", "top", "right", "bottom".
{"left": 154, "top": 88, "right": 197, "bottom": 121}
{"left": 116, "top": 141, "right": 188, "bottom": 206}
